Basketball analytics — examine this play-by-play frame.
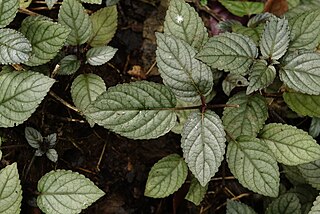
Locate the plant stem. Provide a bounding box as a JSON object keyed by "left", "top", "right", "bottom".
{"left": 49, "top": 91, "right": 82, "bottom": 115}
{"left": 23, "top": 153, "right": 36, "bottom": 180}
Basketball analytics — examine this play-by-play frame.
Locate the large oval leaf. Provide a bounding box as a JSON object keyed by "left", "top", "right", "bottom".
{"left": 283, "top": 92, "right": 320, "bottom": 117}
{"left": 222, "top": 92, "right": 268, "bottom": 140}
{"left": 226, "top": 200, "right": 257, "bottom": 214}
{"left": 37, "top": 170, "right": 105, "bottom": 214}
{"left": 0, "top": 71, "right": 55, "bottom": 127}
{"left": 227, "top": 136, "right": 279, "bottom": 197}
{"left": 259, "top": 123, "right": 320, "bottom": 165}
{"left": 197, "top": 32, "right": 258, "bottom": 74}
{"left": 144, "top": 154, "right": 187, "bottom": 198}
{"left": 0, "top": 29, "right": 32, "bottom": 65}
{"left": 181, "top": 110, "right": 226, "bottom": 186}
{"left": 164, "top": 0, "right": 208, "bottom": 50}
{"left": 0, "top": 163, "right": 22, "bottom": 214}
{"left": 86, "top": 81, "right": 177, "bottom": 139}
{"left": 280, "top": 51, "right": 320, "bottom": 95}
{"left": 0, "top": 0, "right": 19, "bottom": 28}
{"left": 58, "top": 0, "right": 92, "bottom": 45}
{"left": 266, "top": 193, "right": 301, "bottom": 214}
{"left": 298, "top": 160, "right": 320, "bottom": 190}
{"left": 156, "top": 33, "right": 213, "bottom": 102}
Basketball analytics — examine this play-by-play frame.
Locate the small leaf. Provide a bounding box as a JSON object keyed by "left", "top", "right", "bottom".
{"left": 260, "top": 16, "right": 290, "bottom": 60}
{"left": 259, "top": 123, "right": 320, "bottom": 165}
{"left": 222, "top": 73, "right": 249, "bottom": 96}
{"left": 20, "top": 17, "right": 71, "bottom": 66}
{"left": 37, "top": 170, "right": 105, "bottom": 214}
{"left": 246, "top": 60, "right": 276, "bottom": 94}
{"left": 0, "top": 163, "right": 22, "bottom": 214}
{"left": 45, "top": 133, "right": 57, "bottom": 147}
{"left": 232, "top": 24, "right": 264, "bottom": 44}
{"left": 156, "top": 33, "right": 213, "bottom": 102}
{"left": 310, "top": 194, "right": 320, "bottom": 214}
{"left": 86, "top": 81, "right": 177, "bottom": 140}
{"left": 86, "top": 46, "right": 117, "bottom": 66}
{"left": 58, "top": 0, "right": 92, "bottom": 45}
{"left": 298, "top": 160, "right": 320, "bottom": 190}
{"left": 288, "top": 184, "right": 318, "bottom": 214}
{"left": 309, "top": 117, "right": 320, "bottom": 138}
{"left": 283, "top": 92, "right": 320, "bottom": 117}
{"left": 164, "top": 0, "right": 208, "bottom": 50}
{"left": 0, "top": 29, "right": 32, "bottom": 65}
{"left": 222, "top": 92, "right": 268, "bottom": 140}
{"left": 88, "top": 6, "right": 117, "bottom": 47}
{"left": 46, "top": 149, "right": 58, "bottom": 163}
{"left": 219, "top": 0, "right": 264, "bottom": 17}
{"left": 57, "top": 55, "right": 81, "bottom": 75}
{"left": 81, "top": 0, "right": 102, "bottom": 3}
{"left": 226, "top": 200, "right": 257, "bottom": 214}
{"left": 247, "top": 13, "right": 274, "bottom": 28}
{"left": 181, "top": 110, "right": 226, "bottom": 186}
{"left": 45, "top": 0, "right": 58, "bottom": 9}
{"left": 144, "top": 154, "right": 188, "bottom": 198}
{"left": 280, "top": 51, "right": 320, "bottom": 95}
{"left": 227, "top": 136, "right": 279, "bottom": 197}
{"left": 185, "top": 176, "right": 208, "bottom": 206}
{"left": 288, "top": 9, "right": 320, "bottom": 50}
{"left": 0, "top": 0, "right": 19, "bottom": 28}
{"left": 266, "top": 193, "right": 301, "bottom": 214}
{"left": 25, "top": 127, "right": 42, "bottom": 149}
{"left": 197, "top": 32, "right": 258, "bottom": 74}
{"left": 0, "top": 71, "right": 55, "bottom": 127}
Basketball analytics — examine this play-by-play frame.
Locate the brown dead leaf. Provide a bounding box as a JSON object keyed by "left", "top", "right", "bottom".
{"left": 127, "top": 65, "right": 146, "bottom": 79}
{"left": 264, "top": 0, "right": 288, "bottom": 16}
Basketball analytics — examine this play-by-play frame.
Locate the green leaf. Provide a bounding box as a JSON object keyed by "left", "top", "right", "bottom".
{"left": 145, "top": 154, "right": 187, "bottom": 198}
{"left": 232, "top": 24, "right": 264, "bottom": 44}
{"left": 19, "top": 0, "right": 32, "bottom": 9}
{"left": 185, "top": 176, "right": 208, "bottom": 206}
{"left": 81, "top": 0, "right": 102, "bottom": 4}
{"left": 288, "top": 9, "right": 320, "bottom": 50}
{"left": 163, "top": 0, "right": 208, "bottom": 50}
{"left": 0, "top": 71, "right": 55, "bottom": 127}
{"left": 88, "top": 6, "right": 117, "bottom": 47}
{"left": 156, "top": 33, "right": 213, "bottom": 102}
{"left": 310, "top": 194, "right": 320, "bottom": 214}
{"left": 247, "top": 13, "right": 274, "bottom": 28}
{"left": 227, "top": 136, "right": 279, "bottom": 197}
{"left": 288, "top": 184, "right": 318, "bottom": 214}
{"left": 260, "top": 17, "right": 290, "bottom": 60}
{"left": 246, "top": 60, "right": 276, "bottom": 94}
{"left": 309, "top": 117, "right": 320, "bottom": 138}
{"left": 25, "top": 127, "right": 42, "bottom": 149}
{"left": 45, "top": 0, "right": 58, "bottom": 9}
{"left": 86, "top": 46, "right": 117, "bottom": 66}
{"left": 282, "top": 165, "right": 307, "bottom": 185}
{"left": 283, "top": 92, "right": 320, "bottom": 117}
{"left": 280, "top": 51, "right": 320, "bottom": 95}
{"left": 259, "top": 123, "right": 320, "bottom": 165}
{"left": 222, "top": 73, "right": 249, "bottom": 96}
{"left": 219, "top": 0, "right": 264, "bottom": 17}
{"left": 0, "top": 163, "right": 22, "bottom": 214}
{"left": 37, "top": 170, "right": 105, "bottom": 214}
{"left": 0, "top": 0, "right": 19, "bottom": 28}
{"left": 197, "top": 32, "right": 258, "bottom": 74}
{"left": 57, "top": 55, "right": 81, "bottom": 75}
{"left": 222, "top": 92, "right": 268, "bottom": 140}
{"left": 181, "top": 110, "right": 226, "bottom": 186}
{"left": 46, "top": 149, "right": 58, "bottom": 162}
{"left": 298, "top": 160, "right": 320, "bottom": 190}
{"left": 20, "top": 17, "right": 70, "bottom": 66}
{"left": 287, "top": 0, "right": 300, "bottom": 9}
{"left": 226, "top": 200, "right": 257, "bottom": 214}
{"left": 86, "top": 81, "right": 177, "bottom": 139}
{"left": 266, "top": 193, "right": 301, "bottom": 214}
{"left": 58, "top": 0, "right": 92, "bottom": 45}
{"left": 0, "top": 29, "right": 32, "bottom": 65}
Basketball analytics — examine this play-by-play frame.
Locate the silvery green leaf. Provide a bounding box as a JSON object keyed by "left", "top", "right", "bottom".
{"left": 25, "top": 127, "right": 42, "bottom": 149}
{"left": 156, "top": 33, "right": 213, "bottom": 102}
{"left": 0, "top": 71, "right": 55, "bottom": 127}
{"left": 260, "top": 17, "right": 290, "bottom": 60}
{"left": 45, "top": 133, "right": 57, "bottom": 147}
{"left": 298, "top": 160, "right": 320, "bottom": 190}
{"left": 309, "top": 117, "right": 320, "bottom": 138}
{"left": 81, "top": 0, "right": 102, "bottom": 3}
{"left": 185, "top": 176, "right": 208, "bottom": 206}
{"left": 266, "top": 193, "right": 301, "bottom": 214}
{"left": 283, "top": 92, "right": 320, "bottom": 117}
{"left": 0, "top": 29, "right": 32, "bottom": 65}
{"left": 309, "top": 194, "right": 320, "bottom": 214}
{"left": 247, "top": 12, "right": 274, "bottom": 28}
{"left": 46, "top": 149, "right": 58, "bottom": 162}
{"left": 86, "top": 81, "right": 177, "bottom": 140}
{"left": 218, "top": 0, "right": 264, "bottom": 17}
{"left": 88, "top": 6, "right": 117, "bottom": 47}
{"left": 232, "top": 24, "right": 264, "bottom": 45}
{"left": 58, "top": 0, "right": 92, "bottom": 45}
{"left": 57, "top": 55, "right": 80, "bottom": 75}
{"left": 35, "top": 149, "right": 45, "bottom": 157}
{"left": 45, "top": 0, "right": 58, "bottom": 9}
{"left": 227, "top": 136, "right": 279, "bottom": 197}
{"left": 37, "top": 170, "right": 105, "bottom": 214}
{"left": 222, "top": 92, "right": 268, "bottom": 140}
{"left": 246, "top": 60, "right": 276, "bottom": 94}
{"left": 260, "top": 123, "right": 320, "bottom": 165}
{"left": 20, "top": 17, "right": 70, "bottom": 66}
{"left": 164, "top": 0, "right": 208, "bottom": 50}
{"left": 227, "top": 200, "right": 257, "bottom": 214}
{"left": 288, "top": 184, "right": 318, "bottom": 214}
{"left": 280, "top": 51, "right": 320, "bottom": 95}
{"left": 222, "top": 73, "right": 249, "bottom": 96}
{"left": 0, "top": 0, "right": 19, "bottom": 28}
{"left": 0, "top": 163, "right": 22, "bottom": 214}
{"left": 181, "top": 110, "right": 226, "bottom": 186}
{"left": 144, "top": 154, "right": 188, "bottom": 198}
{"left": 197, "top": 32, "right": 258, "bottom": 74}
{"left": 86, "top": 46, "right": 117, "bottom": 66}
